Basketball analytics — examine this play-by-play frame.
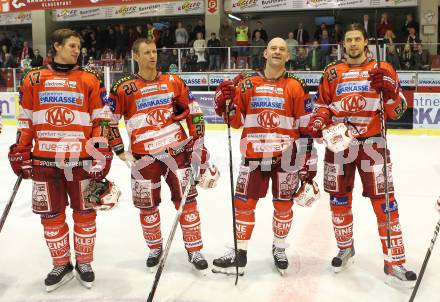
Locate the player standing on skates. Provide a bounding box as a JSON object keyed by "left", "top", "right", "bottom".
{"left": 212, "top": 37, "right": 318, "bottom": 275}
{"left": 307, "top": 23, "right": 416, "bottom": 288}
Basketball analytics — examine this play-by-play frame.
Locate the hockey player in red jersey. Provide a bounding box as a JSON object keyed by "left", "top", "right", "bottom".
{"left": 212, "top": 37, "right": 317, "bottom": 275}
{"left": 8, "top": 29, "right": 113, "bottom": 291}
{"left": 108, "top": 38, "right": 216, "bottom": 273}
{"left": 307, "top": 23, "right": 416, "bottom": 287}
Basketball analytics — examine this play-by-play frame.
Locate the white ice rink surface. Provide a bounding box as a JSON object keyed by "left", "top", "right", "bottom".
{"left": 0, "top": 125, "right": 439, "bottom": 302}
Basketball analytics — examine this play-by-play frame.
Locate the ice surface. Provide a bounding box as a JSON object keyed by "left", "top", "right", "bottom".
{"left": 0, "top": 125, "right": 439, "bottom": 302}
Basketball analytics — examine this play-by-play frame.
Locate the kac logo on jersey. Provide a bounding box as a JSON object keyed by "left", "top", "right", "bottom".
{"left": 257, "top": 110, "right": 280, "bottom": 129}
{"left": 145, "top": 108, "right": 171, "bottom": 126}
{"left": 340, "top": 94, "right": 367, "bottom": 113}
{"left": 45, "top": 106, "right": 75, "bottom": 127}
{"left": 336, "top": 81, "right": 369, "bottom": 96}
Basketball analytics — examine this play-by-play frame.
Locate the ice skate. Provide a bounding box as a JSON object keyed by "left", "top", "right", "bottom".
{"left": 75, "top": 263, "right": 95, "bottom": 289}
{"left": 331, "top": 247, "right": 355, "bottom": 273}
{"left": 146, "top": 247, "right": 163, "bottom": 273}
{"left": 384, "top": 264, "right": 417, "bottom": 289}
{"left": 212, "top": 249, "right": 247, "bottom": 276}
{"left": 272, "top": 245, "right": 288, "bottom": 276}
{"left": 44, "top": 263, "right": 74, "bottom": 292}
{"left": 188, "top": 251, "right": 208, "bottom": 275}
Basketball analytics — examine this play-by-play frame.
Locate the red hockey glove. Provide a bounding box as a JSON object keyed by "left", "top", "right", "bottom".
{"left": 299, "top": 152, "right": 318, "bottom": 182}
{"left": 368, "top": 67, "right": 399, "bottom": 101}
{"left": 214, "top": 80, "right": 236, "bottom": 117}
{"left": 171, "top": 100, "right": 190, "bottom": 121}
{"left": 8, "top": 144, "right": 33, "bottom": 179}
{"left": 88, "top": 147, "right": 113, "bottom": 180}
{"left": 307, "top": 111, "right": 331, "bottom": 138}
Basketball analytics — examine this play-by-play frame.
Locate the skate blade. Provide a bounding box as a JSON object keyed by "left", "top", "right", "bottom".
{"left": 148, "top": 265, "right": 159, "bottom": 274}
{"left": 75, "top": 274, "right": 94, "bottom": 289}
{"left": 211, "top": 266, "right": 244, "bottom": 276}
{"left": 193, "top": 267, "right": 209, "bottom": 276}
{"left": 384, "top": 275, "right": 416, "bottom": 289}
{"left": 333, "top": 257, "right": 355, "bottom": 273}
{"left": 45, "top": 271, "right": 74, "bottom": 292}
{"left": 277, "top": 268, "right": 286, "bottom": 276}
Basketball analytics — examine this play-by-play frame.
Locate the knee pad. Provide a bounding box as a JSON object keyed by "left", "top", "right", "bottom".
{"left": 73, "top": 210, "right": 97, "bottom": 224}
{"left": 371, "top": 194, "right": 399, "bottom": 222}
{"left": 140, "top": 207, "right": 159, "bottom": 216}
{"left": 329, "top": 193, "right": 352, "bottom": 214}
{"left": 273, "top": 200, "right": 293, "bottom": 213}
{"left": 234, "top": 197, "right": 258, "bottom": 212}
{"left": 40, "top": 212, "right": 64, "bottom": 224}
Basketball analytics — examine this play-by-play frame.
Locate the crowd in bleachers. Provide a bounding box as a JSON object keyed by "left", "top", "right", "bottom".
{"left": 0, "top": 12, "right": 434, "bottom": 74}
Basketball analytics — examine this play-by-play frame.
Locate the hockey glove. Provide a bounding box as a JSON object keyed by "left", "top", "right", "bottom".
{"left": 214, "top": 80, "right": 236, "bottom": 117}
{"left": 368, "top": 67, "right": 399, "bottom": 101}
{"left": 171, "top": 100, "right": 190, "bottom": 121}
{"left": 88, "top": 147, "right": 113, "bottom": 180}
{"left": 8, "top": 144, "right": 33, "bottom": 179}
{"left": 307, "top": 111, "right": 332, "bottom": 138}
{"left": 299, "top": 152, "right": 318, "bottom": 182}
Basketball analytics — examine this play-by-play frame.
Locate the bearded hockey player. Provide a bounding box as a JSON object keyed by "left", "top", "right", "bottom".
{"left": 107, "top": 38, "right": 218, "bottom": 274}
{"left": 307, "top": 23, "right": 416, "bottom": 287}
{"left": 212, "top": 37, "right": 317, "bottom": 275}
{"left": 8, "top": 29, "right": 113, "bottom": 291}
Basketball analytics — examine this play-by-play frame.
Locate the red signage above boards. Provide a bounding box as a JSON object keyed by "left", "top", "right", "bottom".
{"left": 4, "top": 0, "right": 169, "bottom": 12}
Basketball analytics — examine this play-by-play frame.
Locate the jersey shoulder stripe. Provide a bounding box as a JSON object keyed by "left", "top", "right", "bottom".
{"left": 110, "top": 74, "right": 136, "bottom": 94}
{"left": 284, "top": 71, "right": 309, "bottom": 93}
{"left": 80, "top": 67, "right": 104, "bottom": 87}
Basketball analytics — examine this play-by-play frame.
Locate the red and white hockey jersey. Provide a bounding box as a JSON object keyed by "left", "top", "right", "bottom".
{"left": 17, "top": 65, "right": 110, "bottom": 160}
{"left": 230, "top": 71, "right": 313, "bottom": 159}
{"left": 107, "top": 72, "right": 204, "bottom": 155}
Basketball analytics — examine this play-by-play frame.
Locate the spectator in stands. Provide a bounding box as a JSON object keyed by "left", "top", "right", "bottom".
{"left": 219, "top": 19, "right": 234, "bottom": 46}
{"left": 377, "top": 13, "right": 393, "bottom": 38}
{"left": 187, "top": 24, "right": 196, "bottom": 46}
{"left": 385, "top": 44, "right": 401, "bottom": 70}
{"left": 333, "top": 23, "right": 343, "bottom": 44}
{"left": 0, "top": 45, "right": 8, "bottom": 65}
{"left": 319, "top": 29, "right": 333, "bottom": 63}
{"left": 401, "top": 13, "right": 419, "bottom": 37}
{"left": 184, "top": 48, "right": 198, "bottom": 72}
{"left": 79, "top": 47, "right": 90, "bottom": 67}
{"left": 221, "top": 36, "right": 233, "bottom": 70}
{"left": 106, "top": 27, "right": 117, "bottom": 52}
{"left": 400, "top": 43, "right": 414, "bottom": 70}
{"left": 20, "top": 41, "right": 34, "bottom": 61}
{"left": 128, "top": 27, "right": 139, "bottom": 51}
{"left": 158, "top": 47, "right": 171, "bottom": 72}
{"left": 11, "top": 32, "right": 23, "bottom": 56}
{"left": 3, "top": 53, "right": 17, "bottom": 68}
{"left": 0, "top": 33, "right": 11, "bottom": 51}
{"left": 31, "top": 49, "right": 43, "bottom": 68}
{"left": 250, "top": 30, "right": 266, "bottom": 70}
{"left": 252, "top": 20, "right": 268, "bottom": 43}
{"left": 175, "top": 22, "right": 189, "bottom": 48}
{"left": 89, "top": 31, "right": 97, "bottom": 54}
{"left": 95, "top": 26, "right": 107, "bottom": 59}
{"left": 294, "top": 46, "right": 308, "bottom": 70}
{"left": 314, "top": 23, "right": 329, "bottom": 40}
{"left": 169, "top": 48, "right": 178, "bottom": 70}
{"left": 115, "top": 24, "right": 129, "bottom": 59}
{"left": 207, "top": 33, "right": 221, "bottom": 71}
{"left": 135, "top": 25, "right": 144, "bottom": 39}
{"left": 193, "top": 32, "right": 207, "bottom": 71}
{"left": 406, "top": 27, "right": 420, "bottom": 51}
{"left": 383, "top": 29, "right": 396, "bottom": 46}
{"left": 160, "top": 27, "right": 174, "bottom": 49}
{"left": 235, "top": 20, "right": 250, "bottom": 69}
{"left": 307, "top": 40, "right": 325, "bottom": 71}
{"left": 294, "top": 22, "right": 309, "bottom": 45}
{"left": 361, "top": 14, "right": 373, "bottom": 38}
{"left": 193, "top": 19, "right": 205, "bottom": 39}
{"left": 413, "top": 43, "right": 431, "bottom": 70}
{"left": 43, "top": 50, "right": 53, "bottom": 66}
{"left": 285, "top": 31, "right": 298, "bottom": 70}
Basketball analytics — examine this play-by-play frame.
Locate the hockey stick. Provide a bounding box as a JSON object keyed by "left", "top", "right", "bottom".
{"left": 147, "top": 163, "right": 199, "bottom": 302}
{"left": 0, "top": 174, "right": 23, "bottom": 233}
{"left": 373, "top": 10, "right": 393, "bottom": 260}
{"left": 226, "top": 99, "right": 240, "bottom": 285}
{"left": 408, "top": 214, "right": 440, "bottom": 302}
